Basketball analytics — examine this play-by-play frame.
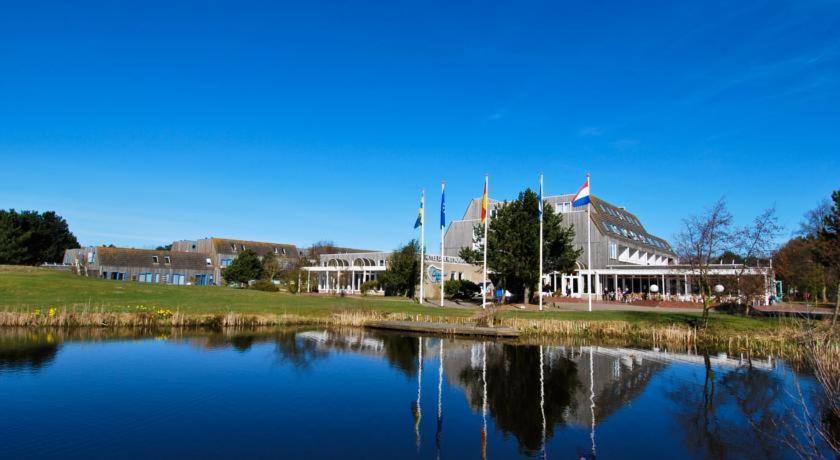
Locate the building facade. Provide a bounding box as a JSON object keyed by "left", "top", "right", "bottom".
{"left": 444, "top": 193, "right": 774, "bottom": 303}
{"left": 65, "top": 246, "right": 216, "bottom": 285}
{"left": 172, "top": 238, "right": 301, "bottom": 284}
{"left": 302, "top": 251, "right": 482, "bottom": 298}
{"left": 65, "top": 237, "right": 301, "bottom": 286}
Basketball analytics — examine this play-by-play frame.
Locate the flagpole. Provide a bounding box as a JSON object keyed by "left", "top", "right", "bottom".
{"left": 587, "top": 173, "right": 592, "bottom": 312}
{"left": 420, "top": 189, "right": 425, "bottom": 304}
{"left": 482, "top": 174, "right": 489, "bottom": 310}
{"left": 440, "top": 181, "right": 445, "bottom": 308}
{"left": 539, "top": 173, "right": 544, "bottom": 311}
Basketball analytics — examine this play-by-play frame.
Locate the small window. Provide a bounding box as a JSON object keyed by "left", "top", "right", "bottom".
{"left": 241, "top": 245, "right": 246, "bottom": 250}
{"left": 281, "top": 248, "right": 287, "bottom": 255}
{"left": 231, "top": 244, "right": 237, "bottom": 252}
{"left": 164, "top": 256, "right": 171, "bottom": 264}
{"left": 206, "top": 258, "right": 212, "bottom": 266}
{"left": 87, "top": 252, "right": 95, "bottom": 263}
{"left": 152, "top": 256, "right": 159, "bottom": 264}
{"left": 609, "top": 242, "right": 618, "bottom": 259}
{"left": 274, "top": 248, "right": 279, "bottom": 254}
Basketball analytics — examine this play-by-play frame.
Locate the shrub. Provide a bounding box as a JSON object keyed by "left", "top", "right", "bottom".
{"left": 360, "top": 280, "right": 380, "bottom": 296}
{"left": 250, "top": 279, "right": 279, "bottom": 292}
{"left": 445, "top": 279, "right": 480, "bottom": 300}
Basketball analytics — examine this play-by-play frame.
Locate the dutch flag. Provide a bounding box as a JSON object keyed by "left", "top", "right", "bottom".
{"left": 572, "top": 176, "right": 590, "bottom": 207}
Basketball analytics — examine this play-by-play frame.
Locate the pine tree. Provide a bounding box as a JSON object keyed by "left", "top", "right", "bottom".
{"left": 460, "top": 189, "right": 580, "bottom": 303}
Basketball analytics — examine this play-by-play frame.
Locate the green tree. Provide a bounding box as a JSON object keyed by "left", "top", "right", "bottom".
{"left": 155, "top": 244, "right": 173, "bottom": 251}
{"left": 775, "top": 237, "right": 827, "bottom": 301}
{"left": 222, "top": 249, "right": 264, "bottom": 285}
{"left": 0, "top": 209, "right": 80, "bottom": 265}
{"left": 378, "top": 240, "right": 420, "bottom": 297}
{"left": 262, "top": 254, "right": 281, "bottom": 281}
{"left": 814, "top": 190, "right": 840, "bottom": 325}
{"left": 460, "top": 189, "right": 580, "bottom": 303}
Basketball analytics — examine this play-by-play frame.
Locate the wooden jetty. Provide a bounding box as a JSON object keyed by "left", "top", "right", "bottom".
{"left": 366, "top": 320, "right": 520, "bottom": 338}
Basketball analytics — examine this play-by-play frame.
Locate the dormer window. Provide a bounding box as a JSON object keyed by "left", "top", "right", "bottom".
{"left": 274, "top": 248, "right": 279, "bottom": 254}
{"left": 241, "top": 245, "right": 246, "bottom": 250}
{"left": 231, "top": 244, "right": 237, "bottom": 252}
{"left": 152, "top": 256, "right": 159, "bottom": 264}
{"left": 281, "top": 248, "right": 287, "bottom": 255}
{"left": 164, "top": 256, "right": 171, "bottom": 265}
{"left": 206, "top": 258, "right": 212, "bottom": 266}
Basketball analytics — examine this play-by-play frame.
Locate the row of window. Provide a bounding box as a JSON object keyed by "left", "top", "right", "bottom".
{"left": 113, "top": 272, "right": 211, "bottom": 285}
{"left": 598, "top": 203, "right": 641, "bottom": 226}
{"left": 554, "top": 202, "right": 573, "bottom": 213}
{"left": 229, "top": 244, "right": 288, "bottom": 255}
{"left": 152, "top": 255, "right": 171, "bottom": 264}
{"left": 608, "top": 242, "right": 669, "bottom": 263}
{"left": 603, "top": 222, "right": 669, "bottom": 250}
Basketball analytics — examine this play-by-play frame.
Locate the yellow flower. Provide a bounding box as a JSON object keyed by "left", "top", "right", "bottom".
{"left": 33, "top": 309, "right": 41, "bottom": 316}
{"left": 49, "top": 307, "right": 56, "bottom": 318}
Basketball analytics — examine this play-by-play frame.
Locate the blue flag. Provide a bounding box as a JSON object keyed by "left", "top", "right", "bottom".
{"left": 414, "top": 192, "right": 424, "bottom": 229}
{"left": 440, "top": 182, "right": 446, "bottom": 230}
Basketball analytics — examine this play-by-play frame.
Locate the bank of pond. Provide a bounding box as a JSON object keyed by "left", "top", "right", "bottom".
{"left": 0, "top": 326, "right": 836, "bottom": 458}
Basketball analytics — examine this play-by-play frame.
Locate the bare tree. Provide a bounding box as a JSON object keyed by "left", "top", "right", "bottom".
{"left": 675, "top": 198, "right": 735, "bottom": 325}
{"left": 732, "top": 207, "right": 783, "bottom": 314}
{"left": 675, "top": 198, "right": 781, "bottom": 325}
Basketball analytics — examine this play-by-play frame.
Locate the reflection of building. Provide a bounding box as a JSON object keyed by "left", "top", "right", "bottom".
{"left": 301, "top": 251, "right": 481, "bottom": 298}
{"left": 444, "top": 194, "right": 775, "bottom": 303}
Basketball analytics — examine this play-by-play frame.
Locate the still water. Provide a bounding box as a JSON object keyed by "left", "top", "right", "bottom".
{"left": 0, "top": 328, "right": 834, "bottom": 459}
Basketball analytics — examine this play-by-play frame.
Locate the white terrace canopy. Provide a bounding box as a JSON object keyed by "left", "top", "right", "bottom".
{"left": 302, "top": 251, "right": 390, "bottom": 294}
{"left": 550, "top": 263, "right": 774, "bottom": 304}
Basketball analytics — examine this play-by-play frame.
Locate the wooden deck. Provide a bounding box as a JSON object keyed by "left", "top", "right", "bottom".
{"left": 366, "top": 320, "right": 520, "bottom": 338}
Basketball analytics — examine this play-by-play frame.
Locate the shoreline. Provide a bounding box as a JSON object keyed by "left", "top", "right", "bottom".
{"left": 0, "top": 309, "right": 810, "bottom": 355}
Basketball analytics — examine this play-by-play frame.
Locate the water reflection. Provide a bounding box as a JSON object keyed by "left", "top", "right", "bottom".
{"left": 0, "top": 331, "right": 59, "bottom": 372}
{"left": 0, "top": 328, "right": 834, "bottom": 458}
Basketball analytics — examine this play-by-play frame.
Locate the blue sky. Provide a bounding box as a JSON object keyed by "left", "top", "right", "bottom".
{"left": 1, "top": 0, "right": 838, "bottom": 252}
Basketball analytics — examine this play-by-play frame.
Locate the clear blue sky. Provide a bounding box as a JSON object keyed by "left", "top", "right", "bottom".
{"left": 1, "top": 0, "right": 838, "bottom": 252}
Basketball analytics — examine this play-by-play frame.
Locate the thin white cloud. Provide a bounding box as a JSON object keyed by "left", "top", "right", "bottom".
{"left": 579, "top": 126, "right": 604, "bottom": 137}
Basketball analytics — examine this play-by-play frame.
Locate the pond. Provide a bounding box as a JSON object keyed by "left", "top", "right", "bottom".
{"left": 0, "top": 328, "right": 834, "bottom": 459}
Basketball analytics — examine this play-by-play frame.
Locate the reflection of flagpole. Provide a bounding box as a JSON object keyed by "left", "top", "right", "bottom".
{"left": 540, "top": 345, "right": 547, "bottom": 459}
{"left": 436, "top": 339, "right": 444, "bottom": 459}
{"left": 589, "top": 346, "right": 596, "bottom": 458}
{"left": 481, "top": 341, "right": 488, "bottom": 460}
{"left": 414, "top": 337, "right": 423, "bottom": 449}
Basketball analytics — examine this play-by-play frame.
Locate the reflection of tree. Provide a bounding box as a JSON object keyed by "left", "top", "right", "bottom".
{"left": 229, "top": 335, "right": 256, "bottom": 353}
{"left": 273, "top": 333, "right": 328, "bottom": 369}
{"left": 667, "top": 355, "right": 788, "bottom": 459}
{"left": 0, "top": 342, "right": 59, "bottom": 372}
{"left": 381, "top": 333, "right": 420, "bottom": 378}
{"left": 459, "top": 344, "right": 579, "bottom": 455}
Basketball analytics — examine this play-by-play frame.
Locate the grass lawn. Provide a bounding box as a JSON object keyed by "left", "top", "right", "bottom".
{"left": 0, "top": 266, "right": 793, "bottom": 336}
{"left": 0, "top": 266, "right": 471, "bottom": 318}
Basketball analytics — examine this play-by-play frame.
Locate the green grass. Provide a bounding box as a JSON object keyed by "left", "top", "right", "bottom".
{"left": 0, "top": 266, "right": 471, "bottom": 318}
{"left": 0, "top": 266, "right": 793, "bottom": 337}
